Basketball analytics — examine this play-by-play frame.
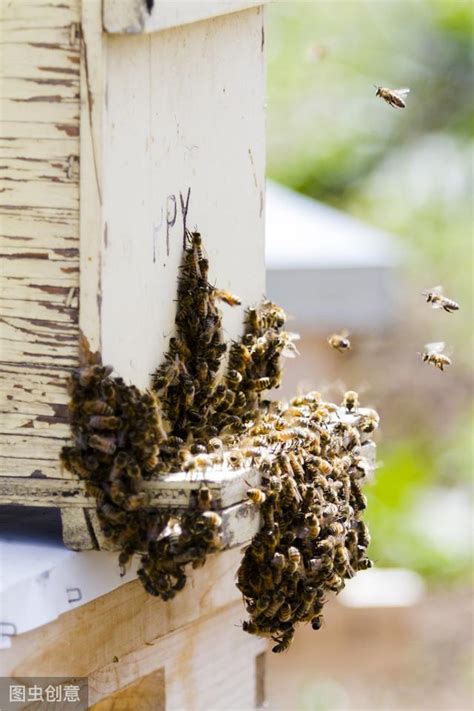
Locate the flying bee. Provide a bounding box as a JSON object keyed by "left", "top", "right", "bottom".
{"left": 214, "top": 289, "right": 242, "bottom": 307}
{"left": 422, "top": 286, "right": 459, "bottom": 313}
{"left": 247, "top": 488, "right": 266, "bottom": 505}
{"left": 421, "top": 342, "right": 452, "bottom": 371}
{"left": 342, "top": 390, "right": 359, "bottom": 413}
{"left": 374, "top": 85, "right": 410, "bottom": 108}
{"left": 327, "top": 330, "right": 351, "bottom": 353}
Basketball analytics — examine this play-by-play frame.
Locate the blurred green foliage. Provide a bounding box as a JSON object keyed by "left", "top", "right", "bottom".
{"left": 267, "top": 0, "right": 473, "bottom": 582}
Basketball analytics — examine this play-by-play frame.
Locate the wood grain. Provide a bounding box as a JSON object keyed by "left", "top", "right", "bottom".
{"left": 0, "top": 0, "right": 80, "bottom": 481}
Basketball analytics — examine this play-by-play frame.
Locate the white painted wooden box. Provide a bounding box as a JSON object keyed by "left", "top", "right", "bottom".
{"left": 0, "top": 0, "right": 267, "bottom": 551}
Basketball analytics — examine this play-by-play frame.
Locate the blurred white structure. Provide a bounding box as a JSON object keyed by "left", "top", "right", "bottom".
{"left": 339, "top": 568, "right": 425, "bottom": 608}
{"left": 266, "top": 182, "right": 403, "bottom": 331}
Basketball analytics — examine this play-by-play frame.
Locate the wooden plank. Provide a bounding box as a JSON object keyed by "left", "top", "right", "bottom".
{"left": 0, "top": 547, "right": 263, "bottom": 679}
{"left": 91, "top": 668, "right": 165, "bottom": 711}
{"left": 61, "top": 507, "right": 97, "bottom": 550}
{"left": 0, "top": 120, "right": 79, "bottom": 140}
{"left": 0, "top": 1, "right": 80, "bottom": 24}
{"left": 102, "top": 7, "right": 266, "bottom": 387}
{"left": 79, "top": 0, "right": 105, "bottom": 353}
{"left": 88, "top": 602, "right": 266, "bottom": 708}
{"left": 0, "top": 96, "right": 80, "bottom": 124}
{"left": 104, "top": 0, "right": 267, "bottom": 34}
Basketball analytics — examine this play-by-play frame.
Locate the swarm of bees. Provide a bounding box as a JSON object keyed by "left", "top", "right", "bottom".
{"left": 62, "top": 232, "right": 309, "bottom": 602}
{"left": 236, "top": 390, "right": 376, "bottom": 653}
{"left": 62, "top": 231, "right": 378, "bottom": 650}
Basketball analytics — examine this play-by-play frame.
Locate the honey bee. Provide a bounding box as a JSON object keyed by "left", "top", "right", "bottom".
{"left": 201, "top": 511, "right": 222, "bottom": 528}
{"left": 422, "top": 286, "right": 459, "bottom": 313}
{"left": 305, "top": 512, "right": 321, "bottom": 538}
{"left": 374, "top": 85, "right": 410, "bottom": 108}
{"left": 287, "top": 546, "right": 301, "bottom": 573}
{"left": 226, "top": 369, "right": 243, "bottom": 388}
{"left": 327, "top": 330, "right": 351, "bottom": 353}
{"left": 227, "top": 449, "right": 244, "bottom": 469}
{"left": 272, "top": 628, "right": 294, "bottom": 654}
{"left": 197, "top": 486, "right": 212, "bottom": 511}
{"left": 89, "top": 415, "right": 120, "bottom": 430}
{"left": 83, "top": 399, "right": 113, "bottom": 416}
{"left": 342, "top": 390, "right": 359, "bottom": 413}
{"left": 249, "top": 377, "right": 271, "bottom": 392}
{"left": 357, "top": 410, "right": 380, "bottom": 433}
{"left": 311, "top": 615, "right": 323, "bottom": 631}
{"left": 278, "top": 603, "right": 292, "bottom": 623}
{"left": 88, "top": 434, "right": 116, "bottom": 455}
{"left": 247, "top": 488, "right": 266, "bottom": 505}
{"left": 214, "top": 289, "right": 242, "bottom": 307}
{"left": 421, "top": 342, "right": 452, "bottom": 371}
{"left": 357, "top": 557, "right": 373, "bottom": 571}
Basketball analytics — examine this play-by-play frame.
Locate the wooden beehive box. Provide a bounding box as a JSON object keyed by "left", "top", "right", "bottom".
{"left": 0, "top": 0, "right": 267, "bottom": 549}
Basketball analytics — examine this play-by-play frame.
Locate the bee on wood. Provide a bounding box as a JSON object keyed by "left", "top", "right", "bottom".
{"left": 201, "top": 511, "right": 222, "bottom": 528}
{"left": 247, "top": 488, "right": 266, "bottom": 505}
{"left": 421, "top": 342, "right": 452, "bottom": 371}
{"left": 374, "top": 85, "right": 410, "bottom": 108}
{"left": 197, "top": 486, "right": 213, "bottom": 511}
{"left": 327, "top": 330, "right": 351, "bottom": 352}
{"left": 422, "top": 286, "right": 459, "bottom": 313}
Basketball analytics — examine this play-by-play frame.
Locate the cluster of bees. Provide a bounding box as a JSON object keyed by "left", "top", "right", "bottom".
{"left": 327, "top": 285, "right": 459, "bottom": 371}
{"left": 61, "top": 232, "right": 306, "bottom": 602}
{"left": 236, "top": 390, "right": 377, "bottom": 653}
{"left": 62, "top": 231, "right": 378, "bottom": 650}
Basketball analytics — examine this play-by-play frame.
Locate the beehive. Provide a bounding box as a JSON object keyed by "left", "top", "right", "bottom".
{"left": 0, "top": 0, "right": 267, "bottom": 549}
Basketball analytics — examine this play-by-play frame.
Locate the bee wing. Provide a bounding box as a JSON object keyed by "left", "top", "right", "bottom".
{"left": 393, "top": 88, "right": 410, "bottom": 98}
{"left": 340, "top": 329, "right": 349, "bottom": 338}
{"left": 424, "top": 341, "right": 445, "bottom": 354}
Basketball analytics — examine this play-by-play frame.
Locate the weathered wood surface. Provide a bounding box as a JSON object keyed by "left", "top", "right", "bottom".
{"left": 103, "top": 0, "right": 267, "bottom": 34}
{"left": 102, "top": 7, "right": 266, "bottom": 388}
{"left": 2, "top": 546, "right": 267, "bottom": 710}
{"left": 0, "top": 4, "right": 266, "bottom": 483}
{"left": 0, "top": 0, "right": 80, "bottom": 480}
